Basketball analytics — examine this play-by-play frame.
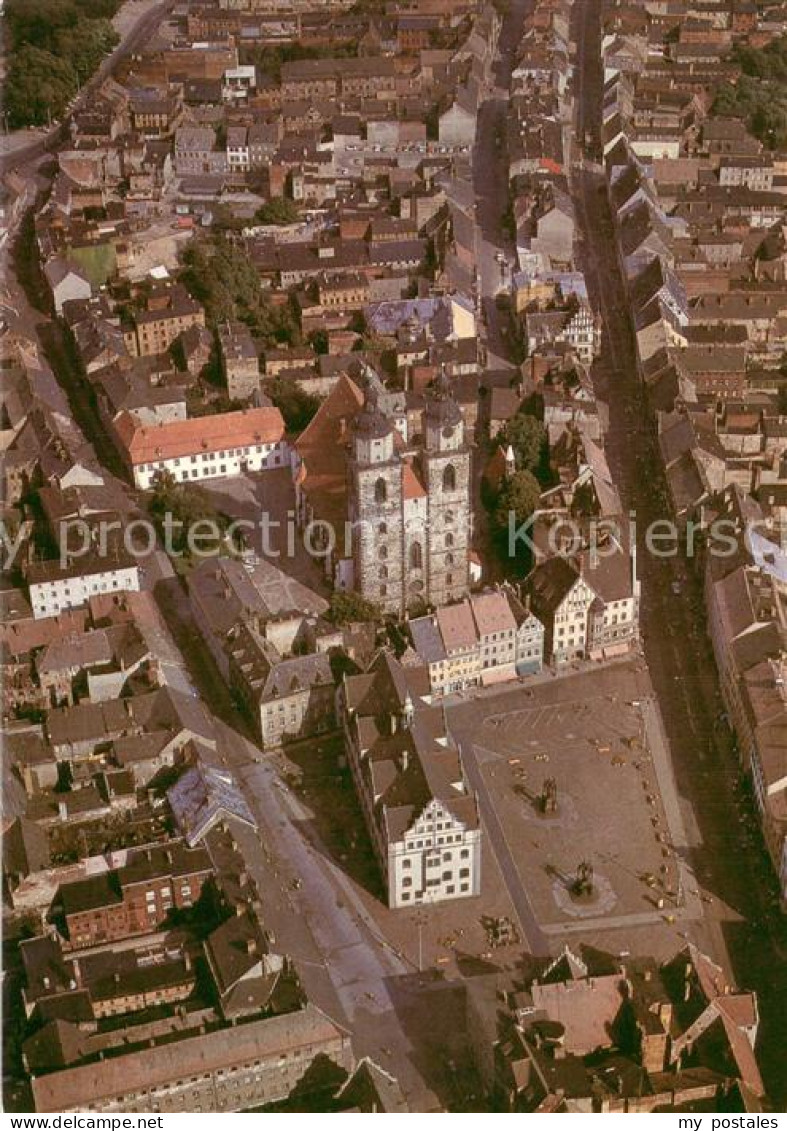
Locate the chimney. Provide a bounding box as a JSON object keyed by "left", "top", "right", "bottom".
{"left": 245, "top": 936, "right": 258, "bottom": 956}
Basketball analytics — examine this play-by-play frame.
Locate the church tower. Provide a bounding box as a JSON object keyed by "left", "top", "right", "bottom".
{"left": 348, "top": 375, "right": 404, "bottom": 615}
{"left": 422, "top": 371, "right": 471, "bottom": 607}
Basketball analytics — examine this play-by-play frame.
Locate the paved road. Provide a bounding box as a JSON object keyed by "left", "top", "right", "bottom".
{"left": 471, "top": 0, "right": 531, "bottom": 369}
{"left": 455, "top": 735, "right": 547, "bottom": 953}
{"left": 222, "top": 739, "right": 439, "bottom": 1111}
{"left": 1, "top": 2, "right": 443, "bottom": 1098}
{"left": 572, "top": 0, "right": 787, "bottom": 1104}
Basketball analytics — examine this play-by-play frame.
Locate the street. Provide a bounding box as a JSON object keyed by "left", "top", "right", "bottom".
{"left": 3, "top": 0, "right": 785, "bottom": 1104}
{"left": 471, "top": 0, "right": 531, "bottom": 370}
{"left": 571, "top": 0, "right": 787, "bottom": 1103}
{"left": 217, "top": 732, "right": 441, "bottom": 1111}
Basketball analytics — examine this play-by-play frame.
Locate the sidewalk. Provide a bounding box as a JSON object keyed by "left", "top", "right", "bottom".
{"left": 642, "top": 696, "right": 704, "bottom": 923}
{"left": 441, "top": 645, "right": 645, "bottom": 708}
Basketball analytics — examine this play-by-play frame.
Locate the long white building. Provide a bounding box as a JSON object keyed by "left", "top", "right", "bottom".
{"left": 28, "top": 554, "right": 141, "bottom": 620}
{"left": 114, "top": 407, "right": 289, "bottom": 489}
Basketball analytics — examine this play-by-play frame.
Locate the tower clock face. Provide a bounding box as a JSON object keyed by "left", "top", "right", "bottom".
{"left": 442, "top": 426, "right": 454, "bottom": 439}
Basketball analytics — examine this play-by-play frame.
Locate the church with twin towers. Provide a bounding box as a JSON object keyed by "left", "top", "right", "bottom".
{"left": 294, "top": 363, "right": 473, "bottom": 617}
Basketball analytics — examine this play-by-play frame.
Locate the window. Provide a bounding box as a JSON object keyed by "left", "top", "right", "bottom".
{"left": 445, "top": 532, "right": 454, "bottom": 547}
{"left": 378, "top": 522, "right": 387, "bottom": 534}
{"left": 442, "top": 464, "right": 456, "bottom": 491}
{"left": 379, "top": 565, "right": 388, "bottom": 579}
{"left": 409, "top": 541, "right": 423, "bottom": 570}
{"left": 374, "top": 477, "right": 387, "bottom": 503}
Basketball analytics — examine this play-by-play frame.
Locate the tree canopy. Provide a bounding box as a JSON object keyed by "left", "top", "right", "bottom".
{"left": 181, "top": 237, "right": 301, "bottom": 348}
{"left": 501, "top": 411, "right": 548, "bottom": 478}
{"left": 493, "top": 469, "right": 541, "bottom": 531}
{"left": 328, "top": 590, "right": 382, "bottom": 625}
{"left": 4, "top": 0, "right": 120, "bottom": 128}
{"left": 148, "top": 471, "right": 229, "bottom": 557}
{"left": 240, "top": 41, "right": 357, "bottom": 82}
{"left": 255, "top": 199, "right": 300, "bottom": 226}
{"left": 6, "top": 0, "right": 120, "bottom": 49}
{"left": 712, "top": 37, "right": 787, "bottom": 149}
{"left": 267, "top": 379, "right": 321, "bottom": 434}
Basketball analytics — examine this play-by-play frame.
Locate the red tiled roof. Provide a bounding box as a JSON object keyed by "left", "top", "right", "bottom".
{"left": 294, "top": 373, "right": 364, "bottom": 527}
{"left": 402, "top": 460, "right": 427, "bottom": 500}
{"left": 115, "top": 408, "right": 285, "bottom": 465}
{"left": 436, "top": 600, "right": 476, "bottom": 652}
{"left": 471, "top": 590, "right": 516, "bottom": 637}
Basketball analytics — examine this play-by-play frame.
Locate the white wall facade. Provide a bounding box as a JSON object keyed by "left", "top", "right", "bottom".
{"left": 133, "top": 439, "right": 290, "bottom": 488}
{"left": 31, "top": 566, "right": 141, "bottom": 620}
{"left": 388, "top": 798, "right": 481, "bottom": 908}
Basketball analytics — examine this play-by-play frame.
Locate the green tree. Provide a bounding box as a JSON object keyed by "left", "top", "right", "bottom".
{"left": 501, "top": 412, "right": 547, "bottom": 475}
{"left": 570, "top": 480, "right": 598, "bottom": 518}
{"left": 267, "top": 379, "right": 321, "bottom": 433}
{"left": 255, "top": 198, "right": 300, "bottom": 225}
{"left": 57, "top": 18, "right": 118, "bottom": 83}
{"left": 309, "top": 330, "right": 329, "bottom": 355}
{"left": 493, "top": 469, "right": 541, "bottom": 531}
{"left": 6, "top": 0, "right": 121, "bottom": 50}
{"left": 712, "top": 71, "right": 787, "bottom": 149}
{"left": 147, "top": 471, "right": 229, "bottom": 557}
{"left": 328, "top": 590, "right": 382, "bottom": 625}
{"left": 4, "top": 0, "right": 120, "bottom": 127}
{"left": 4, "top": 46, "right": 77, "bottom": 127}
{"left": 241, "top": 41, "right": 358, "bottom": 82}
{"left": 734, "top": 35, "right": 787, "bottom": 82}
{"left": 181, "top": 237, "right": 301, "bottom": 348}
{"left": 353, "top": 332, "right": 391, "bottom": 353}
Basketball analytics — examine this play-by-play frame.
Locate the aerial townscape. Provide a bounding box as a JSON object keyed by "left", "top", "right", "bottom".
{"left": 1, "top": 0, "right": 787, "bottom": 1116}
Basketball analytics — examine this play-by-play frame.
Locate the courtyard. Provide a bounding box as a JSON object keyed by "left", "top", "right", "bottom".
{"left": 199, "top": 467, "right": 329, "bottom": 595}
